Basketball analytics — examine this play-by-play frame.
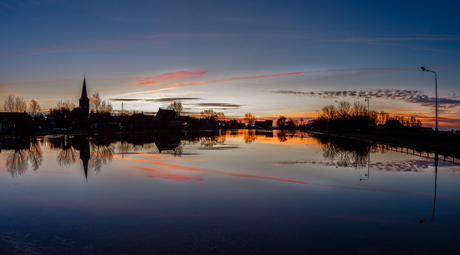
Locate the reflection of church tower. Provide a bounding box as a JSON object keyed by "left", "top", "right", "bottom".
{"left": 79, "top": 137, "right": 91, "bottom": 181}
{"left": 79, "top": 77, "right": 89, "bottom": 117}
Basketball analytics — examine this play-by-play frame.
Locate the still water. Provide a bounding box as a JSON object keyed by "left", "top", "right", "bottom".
{"left": 1, "top": 130, "right": 459, "bottom": 254}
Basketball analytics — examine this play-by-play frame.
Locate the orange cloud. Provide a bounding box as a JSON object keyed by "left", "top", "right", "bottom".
{"left": 0, "top": 90, "right": 21, "bottom": 96}
{"left": 134, "top": 71, "right": 207, "bottom": 86}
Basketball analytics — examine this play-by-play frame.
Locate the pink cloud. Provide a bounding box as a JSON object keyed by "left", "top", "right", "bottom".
{"left": 134, "top": 70, "right": 207, "bottom": 86}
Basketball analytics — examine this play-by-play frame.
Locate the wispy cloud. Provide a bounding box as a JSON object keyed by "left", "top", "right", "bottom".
{"left": 134, "top": 71, "right": 207, "bottom": 86}
{"left": 335, "top": 35, "right": 460, "bottom": 43}
{"left": 270, "top": 89, "right": 460, "bottom": 109}
{"left": 139, "top": 32, "right": 229, "bottom": 39}
{"left": 110, "top": 97, "right": 202, "bottom": 102}
{"left": 194, "top": 103, "right": 242, "bottom": 108}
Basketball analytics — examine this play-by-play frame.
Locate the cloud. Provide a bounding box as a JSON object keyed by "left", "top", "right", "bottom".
{"left": 134, "top": 71, "right": 207, "bottom": 86}
{"left": 0, "top": 90, "right": 21, "bottom": 96}
{"left": 336, "top": 35, "right": 460, "bottom": 43}
{"left": 109, "top": 99, "right": 143, "bottom": 102}
{"left": 109, "top": 97, "right": 202, "bottom": 102}
{"left": 194, "top": 103, "right": 242, "bottom": 108}
{"left": 140, "top": 32, "right": 229, "bottom": 39}
{"left": 270, "top": 89, "right": 460, "bottom": 108}
{"left": 146, "top": 97, "right": 202, "bottom": 102}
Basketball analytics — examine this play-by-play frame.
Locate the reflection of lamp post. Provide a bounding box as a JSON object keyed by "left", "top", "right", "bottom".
{"left": 360, "top": 144, "right": 370, "bottom": 181}
{"left": 421, "top": 67, "right": 438, "bottom": 137}
{"left": 419, "top": 153, "right": 438, "bottom": 224}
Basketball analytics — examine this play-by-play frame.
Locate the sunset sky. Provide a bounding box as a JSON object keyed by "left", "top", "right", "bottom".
{"left": 1, "top": 0, "right": 459, "bottom": 129}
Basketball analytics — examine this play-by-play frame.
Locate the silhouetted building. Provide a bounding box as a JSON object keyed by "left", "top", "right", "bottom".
{"left": 254, "top": 120, "right": 273, "bottom": 129}
{"left": 0, "top": 112, "right": 34, "bottom": 134}
{"left": 71, "top": 77, "right": 91, "bottom": 128}
{"left": 384, "top": 119, "right": 403, "bottom": 131}
{"left": 155, "top": 109, "right": 181, "bottom": 129}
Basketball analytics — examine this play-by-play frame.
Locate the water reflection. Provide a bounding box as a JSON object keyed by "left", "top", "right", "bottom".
{"left": 360, "top": 152, "right": 370, "bottom": 181}
{"left": 420, "top": 154, "right": 438, "bottom": 224}
{"left": 3, "top": 138, "right": 43, "bottom": 176}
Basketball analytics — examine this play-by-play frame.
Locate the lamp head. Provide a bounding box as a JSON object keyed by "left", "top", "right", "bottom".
{"left": 421, "top": 67, "right": 426, "bottom": 71}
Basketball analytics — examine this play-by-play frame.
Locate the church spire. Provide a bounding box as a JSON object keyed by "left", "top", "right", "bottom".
{"left": 79, "top": 75, "right": 90, "bottom": 116}
{"left": 80, "top": 76, "right": 88, "bottom": 100}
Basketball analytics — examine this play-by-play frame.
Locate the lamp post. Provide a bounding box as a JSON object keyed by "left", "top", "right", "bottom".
{"left": 421, "top": 67, "right": 438, "bottom": 137}
{"left": 359, "top": 94, "right": 370, "bottom": 129}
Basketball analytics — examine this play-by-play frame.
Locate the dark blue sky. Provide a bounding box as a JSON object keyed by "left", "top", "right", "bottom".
{"left": 1, "top": 0, "right": 459, "bottom": 128}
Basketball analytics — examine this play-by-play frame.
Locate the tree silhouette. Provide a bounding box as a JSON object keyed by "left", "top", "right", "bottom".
{"left": 244, "top": 113, "right": 255, "bottom": 127}
{"left": 29, "top": 99, "right": 41, "bottom": 116}
{"left": 3, "top": 94, "right": 27, "bottom": 112}
{"left": 166, "top": 101, "right": 183, "bottom": 115}
{"left": 200, "top": 109, "right": 225, "bottom": 119}
{"left": 276, "top": 116, "right": 287, "bottom": 128}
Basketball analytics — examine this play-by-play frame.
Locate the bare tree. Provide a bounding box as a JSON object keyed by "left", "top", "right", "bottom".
{"left": 29, "top": 99, "right": 41, "bottom": 116}
{"left": 91, "top": 92, "right": 113, "bottom": 114}
{"left": 166, "top": 101, "right": 183, "bottom": 115}
{"left": 337, "top": 101, "right": 351, "bottom": 119}
{"left": 276, "top": 116, "right": 287, "bottom": 128}
{"left": 3, "top": 95, "right": 27, "bottom": 112}
{"left": 322, "top": 105, "right": 336, "bottom": 121}
{"left": 351, "top": 101, "right": 366, "bottom": 117}
{"left": 200, "top": 109, "right": 225, "bottom": 119}
{"left": 244, "top": 113, "right": 255, "bottom": 127}
{"left": 91, "top": 92, "right": 102, "bottom": 113}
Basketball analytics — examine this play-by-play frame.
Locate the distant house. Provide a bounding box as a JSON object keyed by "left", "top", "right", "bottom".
{"left": 154, "top": 109, "right": 182, "bottom": 129}
{"left": 417, "top": 127, "right": 435, "bottom": 132}
{"left": 384, "top": 119, "right": 403, "bottom": 131}
{"left": 254, "top": 120, "right": 273, "bottom": 129}
{"left": 0, "top": 112, "right": 33, "bottom": 133}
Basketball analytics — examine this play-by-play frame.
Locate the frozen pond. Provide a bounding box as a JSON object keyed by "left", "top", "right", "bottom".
{"left": 1, "top": 130, "right": 459, "bottom": 254}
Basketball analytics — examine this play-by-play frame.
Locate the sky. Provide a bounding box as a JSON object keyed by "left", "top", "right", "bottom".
{"left": 1, "top": 0, "right": 460, "bottom": 130}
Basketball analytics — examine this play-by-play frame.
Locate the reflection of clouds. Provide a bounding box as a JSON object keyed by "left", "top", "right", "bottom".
{"left": 275, "top": 159, "right": 448, "bottom": 172}
{"left": 134, "top": 167, "right": 203, "bottom": 181}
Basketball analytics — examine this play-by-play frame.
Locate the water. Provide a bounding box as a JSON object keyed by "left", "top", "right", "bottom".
{"left": 1, "top": 130, "right": 459, "bottom": 254}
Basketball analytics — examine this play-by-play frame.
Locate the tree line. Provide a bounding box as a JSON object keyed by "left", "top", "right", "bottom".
{"left": 312, "top": 100, "right": 423, "bottom": 130}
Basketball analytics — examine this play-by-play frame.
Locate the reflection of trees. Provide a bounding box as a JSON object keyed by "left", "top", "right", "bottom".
{"left": 6, "top": 149, "right": 29, "bottom": 176}
{"left": 90, "top": 142, "right": 114, "bottom": 172}
{"left": 28, "top": 138, "right": 43, "bottom": 171}
{"left": 314, "top": 135, "right": 370, "bottom": 168}
{"left": 57, "top": 146, "right": 77, "bottom": 167}
{"left": 172, "top": 142, "right": 183, "bottom": 157}
{"left": 277, "top": 130, "right": 293, "bottom": 143}
{"left": 244, "top": 130, "right": 257, "bottom": 144}
{"left": 200, "top": 136, "right": 226, "bottom": 147}
{"left": 5, "top": 138, "right": 43, "bottom": 176}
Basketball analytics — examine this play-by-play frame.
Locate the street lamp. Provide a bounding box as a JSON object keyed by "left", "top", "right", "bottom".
{"left": 421, "top": 67, "right": 438, "bottom": 137}
{"left": 359, "top": 94, "right": 370, "bottom": 129}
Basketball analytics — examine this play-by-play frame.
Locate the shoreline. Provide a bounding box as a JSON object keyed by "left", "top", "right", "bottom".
{"left": 307, "top": 130, "right": 460, "bottom": 160}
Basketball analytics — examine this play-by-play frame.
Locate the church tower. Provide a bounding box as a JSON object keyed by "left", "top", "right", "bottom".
{"left": 79, "top": 76, "right": 90, "bottom": 116}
